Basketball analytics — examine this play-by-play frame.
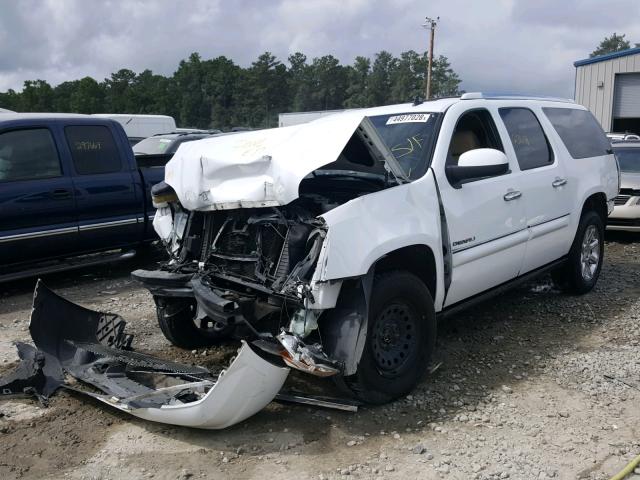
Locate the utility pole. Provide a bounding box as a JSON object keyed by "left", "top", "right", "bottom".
{"left": 422, "top": 16, "right": 439, "bottom": 100}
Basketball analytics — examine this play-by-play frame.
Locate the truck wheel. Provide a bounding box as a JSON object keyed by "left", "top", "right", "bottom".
{"left": 155, "top": 297, "right": 234, "bottom": 349}
{"left": 552, "top": 210, "right": 604, "bottom": 294}
{"left": 339, "top": 271, "right": 436, "bottom": 404}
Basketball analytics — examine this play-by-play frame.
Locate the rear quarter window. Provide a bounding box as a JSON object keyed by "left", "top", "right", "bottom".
{"left": 65, "top": 125, "right": 122, "bottom": 175}
{"left": 542, "top": 108, "right": 610, "bottom": 159}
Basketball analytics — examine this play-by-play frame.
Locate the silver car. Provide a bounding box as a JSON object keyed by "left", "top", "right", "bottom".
{"left": 609, "top": 142, "right": 640, "bottom": 232}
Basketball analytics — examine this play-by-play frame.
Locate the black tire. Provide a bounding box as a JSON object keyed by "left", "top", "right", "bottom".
{"left": 552, "top": 210, "right": 604, "bottom": 294}
{"left": 155, "top": 297, "right": 233, "bottom": 349}
{"left": 339, "top": 271, "right": 437, "bottom": 404}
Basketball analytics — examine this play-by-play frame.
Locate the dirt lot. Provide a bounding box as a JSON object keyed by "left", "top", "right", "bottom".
{"left": 0, "top": 235, "right": 639, "bottom": 480}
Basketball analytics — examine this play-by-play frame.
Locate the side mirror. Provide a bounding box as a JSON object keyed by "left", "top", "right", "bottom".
{"left": 446, "top": 148, "right": 509, "bottom": 186}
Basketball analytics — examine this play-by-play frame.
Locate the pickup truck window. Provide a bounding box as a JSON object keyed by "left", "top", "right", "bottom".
{"left": 542, "top": 107, "right": 611, "bottom": 159}
{"left": 64, "top": 125, "right": 122, "bottom": 175}
{"left": 0, "top": 128, "right": 62, "bottom": 182}
{"left": 499, "top": 108, "right": 553, "bottom": 170}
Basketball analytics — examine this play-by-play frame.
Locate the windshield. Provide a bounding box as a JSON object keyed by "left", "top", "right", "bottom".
{"left": 614, "top": 147, "right": 640, "bottom": 173}
{"left": 133, "top": 137, "right": 175, "bottom": 155}
{"left": 369, "top": 112, "right": 440, "bottom": 180}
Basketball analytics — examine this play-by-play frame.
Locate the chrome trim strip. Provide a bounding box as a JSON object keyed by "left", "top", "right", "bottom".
{"left": 0, "top": 226, "right": 78, "bottom": 243}
{"left": 528, "top": 215, "right": 570, "bottom": 240}
{"left": 452, "top": 227, "right": 526, "bottom": 254}
{"left": 452, "top": 229, "right": 529, "bottom": 268}
{"left": 78, "top": 218, "right": 138, "bottom": 232}
{"left": 527, "top": 213, "right": 570, "bottom": 229}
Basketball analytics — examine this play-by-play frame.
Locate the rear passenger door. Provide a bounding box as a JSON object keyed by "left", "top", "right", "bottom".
{"left": 0, "top": 126, "right": 78, "bottom": 265}
{"left": 498, "top": 107, "right": 572, "bottom": 273}
{"left": 63, "top": 124, "right": 143, "bottom": 252}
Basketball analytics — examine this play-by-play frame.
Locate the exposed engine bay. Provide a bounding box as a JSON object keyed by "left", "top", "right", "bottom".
{"left": 139, "top": 178, "right": 385, "bottom": 377}
{"left": 134, "top": 110, "right": 440, "bottom": 394}
{"left": 137, "top": 127, "right": 403, "bottom": 378}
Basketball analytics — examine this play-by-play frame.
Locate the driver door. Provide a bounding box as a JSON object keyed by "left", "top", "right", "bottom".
{"left": 435, "top": 108, "right": 528, "bottom": 307}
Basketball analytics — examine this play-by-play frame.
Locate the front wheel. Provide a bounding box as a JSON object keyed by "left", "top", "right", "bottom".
{"left": 338, "top": 271, "right": 437, "bottom": 404}
{"left": 552, "top": 210, "right": 604, "bottom": 294}
{"left": 155, "top": 297, "right": 234, "bottom": 349}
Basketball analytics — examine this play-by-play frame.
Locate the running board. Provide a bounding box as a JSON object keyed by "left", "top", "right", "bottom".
{"left": 0, "top": 250, "right": 137, "bottom": 283}
{"left": 438, "top": 257, "right": 566, "bottom": 321}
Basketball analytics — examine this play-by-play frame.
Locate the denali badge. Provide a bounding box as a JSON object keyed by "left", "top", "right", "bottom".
{"left": 452, "top": 236, "right": 476, "bottom": 247}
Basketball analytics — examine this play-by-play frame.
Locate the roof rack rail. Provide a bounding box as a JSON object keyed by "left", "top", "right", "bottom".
{"left": 460, "top": 92, "right": 574, "bottom": 103}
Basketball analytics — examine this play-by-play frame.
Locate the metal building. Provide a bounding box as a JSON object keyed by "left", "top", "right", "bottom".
{"left": 574, "top": 47, "right": 640, "bottom": 134}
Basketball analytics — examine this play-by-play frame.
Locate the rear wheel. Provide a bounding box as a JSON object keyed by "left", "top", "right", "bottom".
{"left": 155, "top": 297, "right": 234, "bottom": 349}
{"left": 552, "top": 210, "right": 604, "bottom": 294}
{"left": 339, "top": 271, "right": 436, "bottom": 404}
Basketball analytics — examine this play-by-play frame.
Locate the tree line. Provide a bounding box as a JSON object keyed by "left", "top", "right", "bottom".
{"left": 590, "top": 33, "right": 639, "bottom": 58}
{"left": 0, "top": 51, "right": 462, "bottom": 130}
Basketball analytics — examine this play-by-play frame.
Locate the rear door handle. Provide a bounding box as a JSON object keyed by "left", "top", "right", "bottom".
{"left": 50, "top": 188, "right": 72, "bottom": 200}
{"left": 503, "top": 190, "right": 522, "bottom": 201}
{"left": 552, "top": 178, "right": 567, "bottom": 188}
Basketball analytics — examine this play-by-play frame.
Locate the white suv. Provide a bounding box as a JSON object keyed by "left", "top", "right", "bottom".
{"left": 134, "top": 93, "right": 619, "bottom": 404}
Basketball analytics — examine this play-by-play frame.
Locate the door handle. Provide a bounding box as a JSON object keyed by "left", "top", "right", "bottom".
{"left": 503, "top": 190, "right": 522, "bottom": 201}
{"left": 552, "top": 177, "right": 567, "bottom": 188}
{"left": 50, "top": 188, "right": 71, "bottom": 200}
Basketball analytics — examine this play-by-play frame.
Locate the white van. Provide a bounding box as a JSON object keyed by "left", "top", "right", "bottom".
{"left": 92, "top": 114, "right": 176, "bottom": 145}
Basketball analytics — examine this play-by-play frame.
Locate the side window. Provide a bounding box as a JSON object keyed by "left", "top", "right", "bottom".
{"left": 447, "top": 109, "right": 503, "bottom": 166}
{"left": 499, "top": 108, "right": 553, "bottom": 170}
{"left": 64, "top": 125, "right": 122, "bottom": 175}
{"left": 542, "top": 107, "right": 610, "bottom": 159}
{"left": 0, "top": 128, "right": 62, "bottom": 182}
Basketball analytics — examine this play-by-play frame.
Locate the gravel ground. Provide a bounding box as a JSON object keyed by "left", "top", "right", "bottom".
{"left": 0, "top": 234, "right": 639, "bottom": 480}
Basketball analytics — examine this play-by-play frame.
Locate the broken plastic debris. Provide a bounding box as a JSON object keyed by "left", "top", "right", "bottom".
{"left": 0, "top": 281, "right": 356, "bottom": 429}
{"left": 81, "top": 340, "right": 289, "bottom": 429}
{"left": 0, "top": 342, "right": 63, "bottom": 405}
{"left": 277, "top": 333, "right": 340, "bottom": 377}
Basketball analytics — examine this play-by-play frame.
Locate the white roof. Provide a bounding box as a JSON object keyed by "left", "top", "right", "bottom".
{"left": 0, "top": 112, "right": 92, "bottom": 121}
{"left": 92, "top": 114, "right": 175, "bottom": 120}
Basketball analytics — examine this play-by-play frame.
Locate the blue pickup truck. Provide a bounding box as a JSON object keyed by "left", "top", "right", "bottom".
{"left": 0, "top": 113, "right": 166, "bottom": 282}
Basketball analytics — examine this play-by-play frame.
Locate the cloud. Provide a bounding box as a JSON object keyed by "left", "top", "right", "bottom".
{"left": 0, "top": 0, "right": 639, "bottom": 99}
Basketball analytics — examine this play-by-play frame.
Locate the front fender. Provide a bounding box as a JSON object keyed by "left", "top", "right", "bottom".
{"left": 318, "top": 171, "right": 445, "bottom": 308}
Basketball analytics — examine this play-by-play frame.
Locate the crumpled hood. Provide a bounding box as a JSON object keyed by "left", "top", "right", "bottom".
{"left": 165, "top": 112, "right": 366, "bottom": 211}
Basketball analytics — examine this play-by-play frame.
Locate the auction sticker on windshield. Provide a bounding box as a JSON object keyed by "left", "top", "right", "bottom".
{"left": 386, "top": 113, "right": 430, "bottom": 125}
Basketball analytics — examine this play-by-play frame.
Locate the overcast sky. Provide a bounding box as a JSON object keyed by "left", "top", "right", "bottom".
{"left": 1, "top": 0, "right": 640, "bottom": 98}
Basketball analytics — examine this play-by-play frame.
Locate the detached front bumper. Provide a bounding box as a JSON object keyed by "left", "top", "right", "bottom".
{"left": 0, "top": 281, "right": 290, "bottom": 429}
{"left": 93, "top": 340, "right": 290, "bottom": 430}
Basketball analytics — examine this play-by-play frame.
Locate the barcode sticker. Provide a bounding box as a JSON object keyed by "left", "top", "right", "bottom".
{"left": 386, "top": 114, "right": 430, "bottom": 125}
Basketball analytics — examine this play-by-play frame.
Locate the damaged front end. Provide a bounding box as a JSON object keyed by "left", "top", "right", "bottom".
{"left": 137, "top": 194, "right": 344, "bottom": 377}
{"left": 136, "top": 110, "right": 438, "bottom": 384}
